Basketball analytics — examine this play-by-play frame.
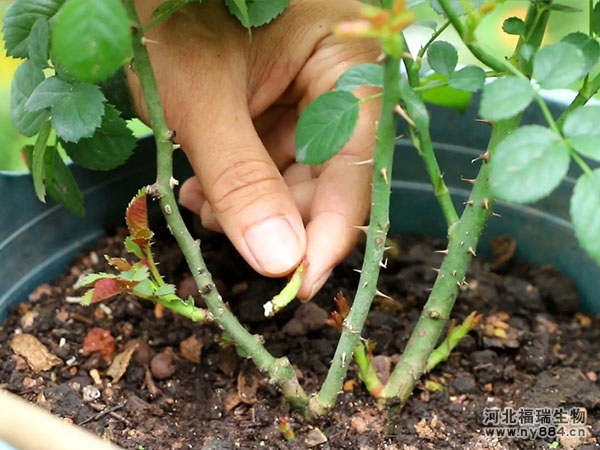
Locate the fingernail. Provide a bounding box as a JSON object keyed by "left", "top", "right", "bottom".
{"left": 309, "top": 270, "right": 332, "bottom": 299}
{"left": 244, "top": 218, "right": 303, "bottom": 274}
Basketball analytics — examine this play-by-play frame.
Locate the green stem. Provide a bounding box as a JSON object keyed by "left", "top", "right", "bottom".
{"left": 379, "top": 117, "right": 520, "bottom": 402}
{"left": 557, "top": 73, "right": 600, "bottom": 128}
{"left": 416, "top": 20, "right": 450, "bottom": 62}
{"left": 123, "top": 0, "right": 308, "bottom": 412}
{"left": 399, "top": 73, "right": 459, "bottom": 227}
{"left": 354, "top": 343, "right": 384, "bottom": 398}
{"left": 138, "top": 292, "right": 210, "bottom": 322}
{"left": 308, "top": 53, "right": 401, "bottom": 417}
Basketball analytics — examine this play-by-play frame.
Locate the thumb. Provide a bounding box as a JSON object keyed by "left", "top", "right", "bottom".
{"left": 179, "top": 97, "right": 306, "bottom": 277}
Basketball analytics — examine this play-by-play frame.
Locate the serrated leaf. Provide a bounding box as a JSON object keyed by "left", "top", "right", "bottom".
{"left": 448, "top": 65, "right": 485, "bottom": 92}
{"left": 502, "top": 17, "right": 525, "bottom": 36}
{"left": 92, "top": 278, "right": 122, "bottom": 302}
{"left": 295, "top": 91, "right": 360, "bottom": 165}
{"left": 570, "top": 170, "right": 600, "bottom": 264}
{"left": 60, "top": 104, "right": 135, "bottom": 169}
{"left": 479, "top": 76, "right": 534, "bottom": 121}
{"left": 27, "top": 18, "right": 50, "bottom": 68}
{"left": 77, "top": 272, "right": 119, "bottom": 288}
{"left": 562, "top": 32, "right": 600, "bottom": 74}
{"left": 51, "top": 83, "right": 106, "bottom": 142}
{"left": 427, "top": 41, "right": 458, "bottom": 77}
{"left": 132, "top": 279, "right": 154, "bottom": 297}
{"left": 10, "top": 60, "right": 50, "bottom": 136}
{"left": 52, "top": 0, "right": 132, "bottom": 83}
{"left": 25, "top": 76, "right": 71, "bottom": 112}
{"left": 2, "top": 0, "right": 63, "bottom": 58}
{"left": 126, "top": 188, "right": 151, "bottom": 241}
{"left": 226, "top": 0, "right": 289, "bottom": 28}
{"left": 422, "top": 74, "right": 472, "bottom": 111}
{"left": 335, "top": 63, "right": 383, "bottom": 92}
{"left": 151, "top": 0, "right": 198, "bottom": 26}
{"left": 121, "top": 264, "right": 150, "bottom": 282}
{"left": 563, "top": 106, "right": 600, "bottom": 161}
{"left": 155, "top": 284, "right": 176, "bottom": 297}
{"left": 430, "top": 0, "right": 482, "bottom": 16}
{"left": 106, "top": 257, "right": 133, "bottom": 272}
{"left": 490, "top": 125, "right": 570, "bottom": 204}
{"left": 533, "top": 42, "right": 586, "bottom": 89}
{"left": 124, "top": 236, "right": 144, "bottom": 258}
{"left": 80, "top": 290, "right": 94, "bottom": 306}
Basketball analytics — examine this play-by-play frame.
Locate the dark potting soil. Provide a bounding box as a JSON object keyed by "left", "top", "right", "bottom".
{"left": 1, "top": 224, "right": 599, "bottom": 450}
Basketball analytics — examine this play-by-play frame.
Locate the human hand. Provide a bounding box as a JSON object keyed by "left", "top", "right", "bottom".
{"left": 127, "top": 0, "right": 381, "bottom": 300}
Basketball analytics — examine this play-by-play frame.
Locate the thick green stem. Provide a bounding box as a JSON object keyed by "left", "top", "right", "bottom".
{"left": 354, "top": 343, "right": 384, "bottom": 398}
{"left": 123, "top": 0, "right": 308, "bottom": 411}
{"left": 380, "top": 117, "right": 519, "bottom": 402}
{"left": 309, "top": 54, "right": 401, "bottom": 417}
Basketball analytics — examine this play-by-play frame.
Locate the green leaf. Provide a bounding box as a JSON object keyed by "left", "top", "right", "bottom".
{"left": 124, "top": 236, "right": 144, "bottom": 258}
{"left": 490, "top": 125, "right": 570, "bottom": 204}
{"left": 562, "top": 32, "right": 600, "bottom": 74}
{"left": 533, "top": 42, "right": 586, "bottom": 89}
{"left": 430, "top": 0, "right": 482, "bottom": 16}
{"left": 448, "top": 65, "right": 485, "bottom": 92}
{"left": 563, "top": 106, "right": 600, "bottom": 162}
{"left": 60, "top": 104, "right": 135, "bottom": 169}
{"left": 25, "top": 76, "right": 71, "bottom": 112}
{"left": 10, "top": 60, "right": 50, "bottom": 137}
{"left": 2, "top": 0, "right": 63, "bottom": 58}
{"left": 570, "top": 170, "right": 600, "bottom": 264}
{"left": 77, "top": 272, "right": 119, "bottom": 287}
{"left": 52, "top": 0, "right": 132, "bottom": 83}
{"left": 31, "top": 127, "right": 54, "bottom": 202}
{"left": 155, "top": 284, "right": 176, "bottom": 297}
{"left": 121, "top": 264, "right": 150, "bottom": 282}
{"left": 593, "top": 1, "right": 600, "bottom": 36}
{"left": 226, "top": 0, "right": 289, "bottom": 28}
{"left": 51, "top": 83, "right": 106, "bottom": 142}
{"left": 547, "top": 4, "right": 580, "bottom": 12}
{"left": 295, "top": 91, "right": 359, "bottom": 165}
{"left": 479, "top": 76, "right": 534, "bottom": 121}
{"left": 132, "top": 279, "right": 154, "bottom": 297}
{"left": 427, "top": 41, "right": 458, "bottom": 77}
{"left": 502, "top": 17, "right": 525, "bottom": 36}
{"left": 335, "top": 63, "right": 383, "bottom": 92}
{"left": 27, "top": 18, "right": 50, "bottom": 68}
{"left": 422, "top": 73, "right": 472, "bottom": 111}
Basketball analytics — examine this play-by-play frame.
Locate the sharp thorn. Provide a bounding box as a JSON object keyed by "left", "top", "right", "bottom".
{"left": 467, "top": 247, "right": 477, "bottom": 257}
{"left": 380, "top": 167, "right": 389, "bottom": 184}
{"left": 463, "top": 200, "right": 474, "bottom": 206}
{"left": 394, "top": 134, "right": 405, "bottom": 141}
{"left": 460, "top": 176, "right": 476, "bottom": 185}
{"left": 141, "top": 36, "right": 160, "bottom": 45}
{"left": 431, "top": 267, "right": 440, "bottom": 273}
{"left": 491, "top": 211, "right": 502, "bottom": 217}
{"left": 394, "top": 104, "right": 416, "bottom": 127}
{"left": 379, "top": 258, "right": 388, "bottom": 269}
{"left": 353, "top": 268, "right": 362, "bottom": 274}
{"left": 434, "top": 249, "right": 449, "bottom": 255}
{"left": 376, "top": 52, "right": 386, "bottom": 63}
{"left": 474, "top": 118, "right": 493, "bottom": 126}
{"left": 351, "top": 158, "right": 374, "bottom": 166}
{"left": 471, "top": 151, "right": 489, "bottom": 163}
{"left": 375, "top": 289, "right": 393, "bottom": 300}
{"left": 351, "top": 225, "right": 370, "bottom": 234}
{"left": 482, "top": 198, "right": 490, "bottom": 209}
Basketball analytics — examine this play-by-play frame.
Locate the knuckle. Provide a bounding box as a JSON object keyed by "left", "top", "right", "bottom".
{"left": 209, "top": 157, "right": 282, "bottom": 215}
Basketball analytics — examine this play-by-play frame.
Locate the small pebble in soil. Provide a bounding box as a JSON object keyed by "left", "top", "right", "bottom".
{"left": 151, "top": 347, "right": 177, "bottom": 380}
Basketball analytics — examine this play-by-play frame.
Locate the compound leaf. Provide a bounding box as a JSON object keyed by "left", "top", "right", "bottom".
{"left": 335, "top": 63, "right": 383, "bottom": 92}
{"left": 563, "top": 105, "right": 600, "bottom": 161}
{"left": 562, "top": 32, "right": 600, "bottom": 74}
{"left": 479, "top": 76, "right": 534, "bottom": 121}
{"left": 427, "top": 41, "right": 458, "bottom": 77}
{"left": 448, "top": 65, "right": 485, "bottom": 92}
{"left": 533, "top": 42, "right": 586, "bottom": 89}
{"left": 571, "top": 170, "right": 600, "bottom": 264}
{"left": 295, "top": 91, "right": 359, "bottom": 165}
{"left": 52, "top": 0, "right": 132, "bottom": 83}
{"left": 10, "top": 60, "right": 50, "bottom": 137}
{"left": 25, "top": 75, "right": 71, "bottom": 112}
{"left": 490, "top": 125, "right": 570, "bottom": 204}
{"left": 60, "top": 104, "right": 135, "bottom": 169}
{"left": 51, "top": 83, "right": 106, "bottom": 142}
{"left": 2, "top": 0, "right": 63, "bottom": 57}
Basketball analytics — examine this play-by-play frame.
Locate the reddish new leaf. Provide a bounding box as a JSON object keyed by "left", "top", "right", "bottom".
{"left": 92, "top": 278, "right": 122, "bottom": 302}
{"left": 106, "top": 257, "right": 132, "bottom": 271}
{"left": 126, "top": 188, "right": 152, "bottom": 244}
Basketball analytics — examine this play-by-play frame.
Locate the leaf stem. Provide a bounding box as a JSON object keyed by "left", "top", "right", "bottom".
{"left": 309, "top": 52, "right": 401, "bottom": 417}
{"left": 123, "top": 0, "right": 308, "bottom": 411}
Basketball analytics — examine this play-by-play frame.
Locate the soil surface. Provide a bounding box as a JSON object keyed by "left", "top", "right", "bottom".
{"left": 1, "top": 223, "right": 599, "bottom": 450}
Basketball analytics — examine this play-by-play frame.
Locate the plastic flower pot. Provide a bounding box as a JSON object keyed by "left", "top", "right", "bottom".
{"left": 1, "top": 93, "right": 599, "bottom": 450}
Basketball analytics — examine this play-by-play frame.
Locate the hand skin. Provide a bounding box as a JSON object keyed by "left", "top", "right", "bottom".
{"left": 127, "top": 0, "right": 381, "bottom": 300}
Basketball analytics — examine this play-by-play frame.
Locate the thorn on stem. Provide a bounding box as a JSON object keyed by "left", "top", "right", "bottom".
{"left": 451, "top": 270, "right": 457, "bottom": 277}
{"left": 481, "top": 198, "right": 490, "bottom": 209}
{"left": 467, "top": 247, "right": 477, "bottom": 257}
{"left": 375, "top": 289, "right": 392, "bottom": 300}
{"left": 431, "top": 267, "right": 440, "bottom": 273}
{"left": 353, "top": 268, "right": 362, "bottom": 274}
{"left": 463, "top": 200, "right": 474, "bottom": 206}
{"left": 491, "top": 211, "right": 502, "bottom": 218}
{"left": 376, "top": 52, "right": 386, "bottom": 63}
{"left": 394, "top": 104, "right": 416, "bottom": 127}
{"left": 169, "top": 177, "right": 179, "bottom": 189}
{"left": 471, "top": 151, "right": 489, "bottom": 163}
{"left": 434, "top": 249, "right": 448, "bottom": 255}
{"left": 379, "top": 258, "right": 388, "bottom": 269}
{"left": 141, "top": 36, "right": 161, "bottom": 46}
{"left": 474, "top": 118, "right": 493, "bottom": 126}
{"left": 460, "top": 176, "right": 476, "bottom": 185}
{"left": 380, "top": 167, "right": 389, "bottom": 185}
{"left": 351, "top": 225, "right": 370, "bottom": 234}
